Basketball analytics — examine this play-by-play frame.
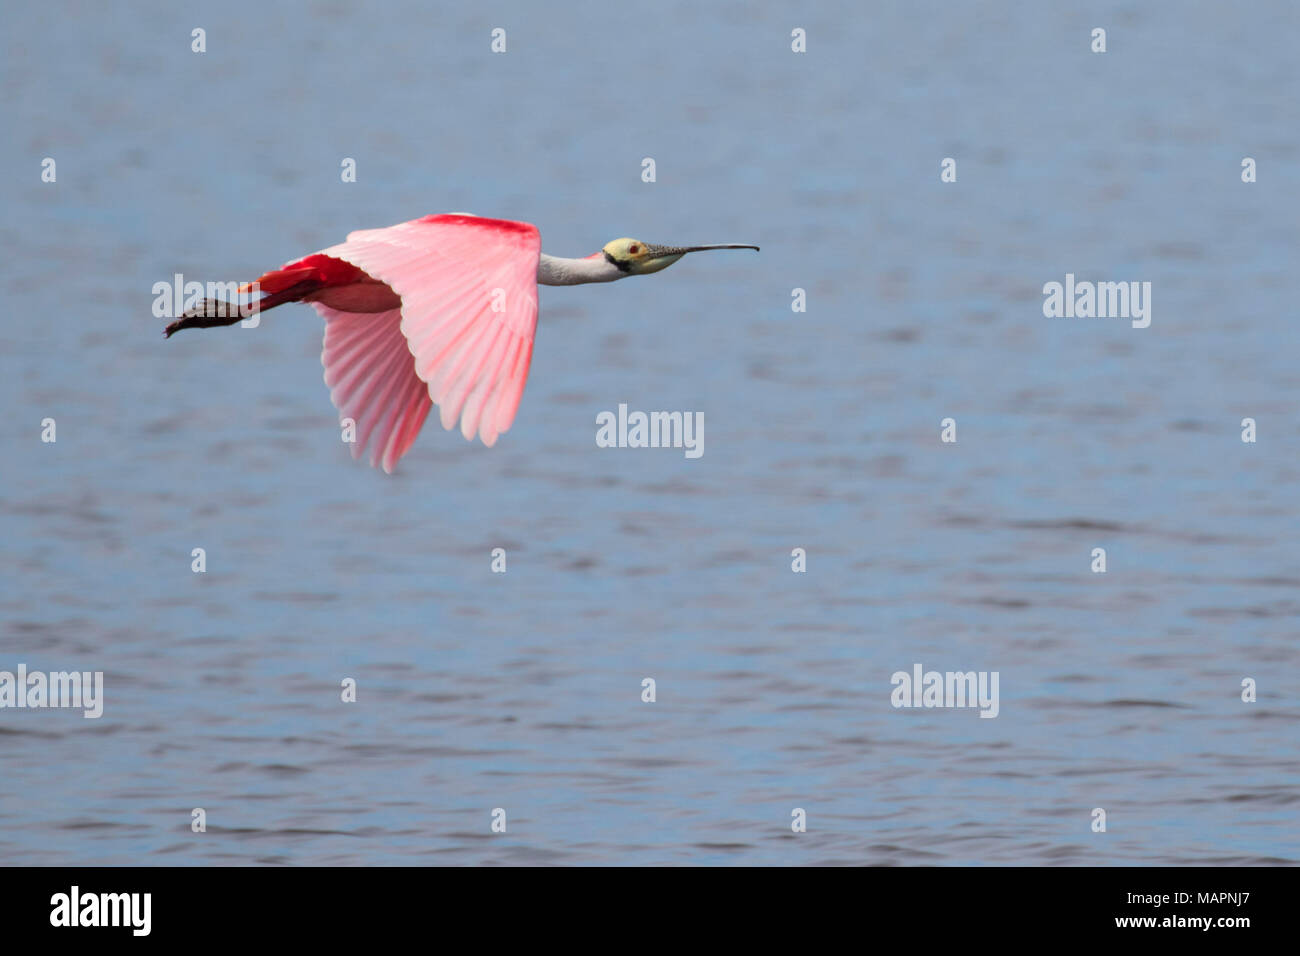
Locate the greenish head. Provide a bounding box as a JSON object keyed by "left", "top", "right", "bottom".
{"left": 601, "top": 237, "right": 759, "bottom": 275}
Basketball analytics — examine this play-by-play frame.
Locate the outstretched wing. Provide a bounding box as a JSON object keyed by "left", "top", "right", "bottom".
{"left": 316, "top": 303, "right": 433, "bottom": 473}
{"left": 313, "top": 214, "right": 541, "bottom": 463}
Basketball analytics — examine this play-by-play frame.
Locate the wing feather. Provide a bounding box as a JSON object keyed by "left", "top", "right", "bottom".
{"left": 317, "top": 303, "right": 432, "bottom": 473}
{"left": 311, "top": 214, "right": 541, "bottom": 469}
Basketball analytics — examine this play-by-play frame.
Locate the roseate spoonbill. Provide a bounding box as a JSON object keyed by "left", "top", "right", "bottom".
{"left": 165, "top": 214, "right": 757, "bottom": 472}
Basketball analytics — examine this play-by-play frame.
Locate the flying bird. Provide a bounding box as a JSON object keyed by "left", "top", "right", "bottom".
{"left": 165, "top": 214, "right": 757, "bottom": 472}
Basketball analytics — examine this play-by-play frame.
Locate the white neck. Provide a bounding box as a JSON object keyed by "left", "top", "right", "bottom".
{"left": 537, "top": 253, "right": 626, "bottom": 286}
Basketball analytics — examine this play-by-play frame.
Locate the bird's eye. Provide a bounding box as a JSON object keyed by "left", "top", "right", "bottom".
{"left": 628, "top": 244, "right": 640, "bottom": 254}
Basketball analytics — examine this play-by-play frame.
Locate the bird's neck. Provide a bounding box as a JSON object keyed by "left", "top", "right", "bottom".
{"left": 537, "top": 253, "right": 625, "bottom": 286}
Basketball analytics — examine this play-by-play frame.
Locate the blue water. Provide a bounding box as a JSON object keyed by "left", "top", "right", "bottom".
{"left": 1, "top": 1, "right": 1297, "bottom": 864}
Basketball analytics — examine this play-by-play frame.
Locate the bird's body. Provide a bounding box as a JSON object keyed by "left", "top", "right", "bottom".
{"left": 165, "top": 214, "right": 756, "bottom": 472}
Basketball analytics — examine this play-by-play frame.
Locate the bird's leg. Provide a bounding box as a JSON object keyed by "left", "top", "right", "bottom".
{"left": 163, "top": 281, "right": 317, "bottom": 338}
{"left": 163, "top": 301, "right": 246, "bottom": 337}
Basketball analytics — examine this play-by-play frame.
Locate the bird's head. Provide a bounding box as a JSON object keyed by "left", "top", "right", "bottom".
{"left": 601, "top": 238, "right": 759, "bottom": 275}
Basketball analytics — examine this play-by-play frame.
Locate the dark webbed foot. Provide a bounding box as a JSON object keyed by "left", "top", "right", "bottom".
{"left": 163, "top": 299, "right": 246, "bottom": 338}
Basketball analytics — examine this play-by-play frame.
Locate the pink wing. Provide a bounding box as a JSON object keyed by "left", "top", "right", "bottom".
{"left": 316, "top": 303, "right": 433, "bottom": 473}
{"left": 311, "top": 214, "right": 541, "bottom": 471}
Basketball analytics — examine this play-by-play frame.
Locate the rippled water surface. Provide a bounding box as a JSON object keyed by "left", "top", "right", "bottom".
{"left": 1, "top": 1, "right": 1298, "bottom": 865}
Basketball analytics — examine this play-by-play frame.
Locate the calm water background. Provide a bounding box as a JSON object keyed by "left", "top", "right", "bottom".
{"left": 1, "top": 1, "right": 1298, "bottom": 865}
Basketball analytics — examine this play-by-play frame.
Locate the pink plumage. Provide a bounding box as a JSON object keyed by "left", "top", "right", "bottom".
{"left": 163, "top": 212, "right": 758, "bottom": 471}
{"left": 310, "top": 215, "right": 541, "bottom": 471}
{"left": 317, "top": 304, "right": 433, "bottom": 473}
